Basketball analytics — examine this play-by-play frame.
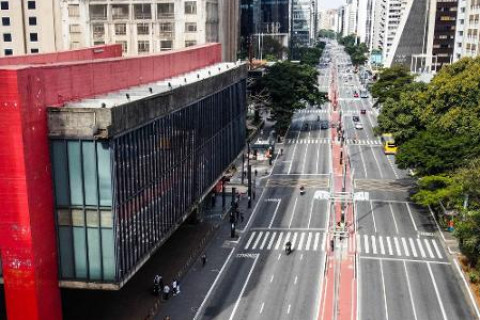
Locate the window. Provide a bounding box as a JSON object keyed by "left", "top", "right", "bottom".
{"left": 2, "top": 17, "right": 9, "bottom": 26}
{"left": 4, "top": 48, "right": 12, "bottom": 55}
{"left": 185, "top": 40, "right": 197, "bottom": 47}
{"left": 3, "top": 33, "right": 11, "bottom": 42}
{"left": 31, "top": 48, "right": 38, "bottom": 53}
{"left": 30, "top": 33, "right": 38, "bottom": 42}
{"left": 27, "top": 1, "right": 35, "bottom": 9}
{"left": 69, "top": 24, "right": 81, "bottom": 34}
{"left": 157, "top": 3, "right": 174, "bottom": 17}
{"left": 137, "top": 23, "right": 149, "bottom": 35}
{"left": 1, "top": 2, "right": 8, "bottom": 10}
{"left": 160, "top": 40, "right": 172, "bottom": 51}
{"left": 116, "top": 41, "right": 128, "bottom": 53}
{"left": 29, "top": 16, "right": 36, "bottom": 25}
{"left": 112, "top": 4, "right": 129, "bottom": 20}
{"left": 134, "top": 3, "right": 151, "bottom": 19}
{"left": 68, "top": 4, "right": 80, "bottom": 17}
{"left": 138, "top": 40, "right": 150, "bottom": 53}
{"left": 185, "top": 22, "right": 197, "bottom": 32}
{"left": 70, "top": 41, "right": 80, "bottom": 49}
{"left": 93, "top": 23, "right": 105, "bottom": 35}
{"left": 185, "top": 1, "right": 197, "bottom": 14}
{"left": 114, "top": 23, "right": 126, "bottom": 35}
{"left": 160, "top": 22, "right": 174, "bottom": 32}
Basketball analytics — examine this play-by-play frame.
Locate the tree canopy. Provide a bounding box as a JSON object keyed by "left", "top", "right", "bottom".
{"left": 318, "top": 29, "right": 336, "bottom": 39}
{"left": 370, "top": 65, "right": 415, "bottom": 103}
{"left": 295, "top": 47, "right": 323, "bottom": 67}
{"left": 338, "top": 35, "right": 368, "bottom": 66}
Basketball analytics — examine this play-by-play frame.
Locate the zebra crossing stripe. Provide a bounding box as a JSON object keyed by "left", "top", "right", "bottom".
{"left": 245, "top": 232, "right": 256, "bottom": 250}
{"left": 267, "top": 232, "right": 277, "bottom": 250}
{"left": 252, "top": 231, "right": 263, "bottom": 250}
{"left": 260, "top": 232, "right": 269, "bottom": 250}
{"left": 424, "top": 239, "right": 435, "bottom": 258}
{"left": 314, "top": 233, "right": 321, "bottom": 251}
{"left": 291, "top": 232, "right": 298, "bottom": 248}
{"left": 298, "top": 233, "right": 306, "bottom": 251}
{"left": 432, "top": 239, "right": 442, "bottom": 259}
{"left": 402, "top": 237, "right": 410, "bottom": 257}
{"left": 416, "top": 238, "right": 426, "bottom": 258}
{"left": 364, "top": 235, "right": 369, "bottom": 254}
{"left": 394, "top": 237, "right": 402, "bottom": 256}
{"left": 386, "top": 237, "right": 393, "bottom": 255}
{"left": 409, "top": 238, "right": 418, "bottom": 257}
{"left": 305, "top": 232, "right": 312, "bottom": 251}
{"left": 284, "top": 232, "right": 291, "bottom": 246}
{"left": 379, "top": 236, "right": 385, "bottom": 255}
{"left": 371, "top": 235, "right": 377, "bottom": 254}
{"left": 275, "top": 232, "right": 284, "bottom": 250}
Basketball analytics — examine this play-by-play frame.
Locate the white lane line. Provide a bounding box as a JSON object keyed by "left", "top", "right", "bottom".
{"left": 369, "top": 201, "right": 377, "bottom": 233}
{"left": 409, "top": 238, "right": 418, "bottom": 257}
{"left": 402, "top": 237, "right": 410, "bottom": 257}
{"left": 314, "top": 232, "right": 320, "bottom": 251}
{"left": 302, "top": 141, "right": 310, "bottom": 172}
{"left": 416, "top": 239, "right": 426, "bottom": 258}
{"left": 404, "top": 261, "right": 418, "bottom": 320}
{"left": 358, "top": 144, "right": 368, "bottom": 177}
{"left": 270, "top": 274, "right": 274, "bottom": 283}
{"left": 268, "top": 200, "right": 282, "bottom": 228}
{"left": 371, "top": 235, "right": 377, "bottom": 254}
{"left": 252, "top": 232, "right": 263, "bottom": 250}
{"left": 275, "top": 232, "right": 284, "bottom": 250}
{"left": 288, "top": 130, "right": 301, "bottom": 174}
{"left": 364, "top": 235, "right": 370, "bottom": 254}
{"left": 370, "top": 144, "right": 384, "bottom": 179}
{"left": 357, "top": 234, "right": 361, "bottom": 253}
{"left": 245, "top": 232, "right": 256, "bottom": 250}
{"left": 388, "top": 203, "right": 399, "bottom": 234}
{"left": 278, "top": 253, "right": 281, "bottom": 260}
{"left": 260, "top": 302, "right": 265, "bottom": 314}
{"left": 307, "top": 197, "right": 316, "bottom": 228}
{"left": 260, "top": 232, "right": 269, "bottom": 250}
{"left": 305, "top": 232, "right": 312, "bottom": 251}
{"left": 284, "top": 232, "right": 292, "bottom": 246}
{"left": 288, "top": 197, "right": 299, "bottom": 229}
{"left": 267, "top": 232, "right": 277, "bottom": 250}
{"left": 431, "top": 239, "right": 443, "bottom": 259}
{"left": 228, "top": 255, "right": 260, "bottom": 320}
{"left": 380, "top": 260, "right": 390, "bottom": 320}
{"left": 379, "top": 236, "right": 385, "bottom": 255}
{"left": 294, "top": 276, "right": 298, "bottom": 285}
{"left": 298, "top": 232, "right": 306, "bottom": 251}
{"left": 386, "top": 236, "right": 393, "bottom": 255}
{"left": 427, "top": 263, "right": 448, "bottom": 320}
{"left": 287, "top": 304, "right": 292, "bottom": 314}
{"left": 406, "top": 203, "right": 418, "bottom": 232}
{"left": 424, "top": 239, "right": 435, "bottom": 259}
{"left": 291, "top": 232, "right": 298, "bottom": 248}
{"left": 394, "top": 237, "right": 402, "bottom": 256}
{"left": 453, "top": 259, "right": 480, "bottom": 319}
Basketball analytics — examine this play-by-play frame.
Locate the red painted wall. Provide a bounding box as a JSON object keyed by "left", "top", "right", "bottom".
{"left": 0, "top": 45, "right": 123, "bottom": 66}
{"left": 0, "top": 43, "right": 221, "bottom": 320}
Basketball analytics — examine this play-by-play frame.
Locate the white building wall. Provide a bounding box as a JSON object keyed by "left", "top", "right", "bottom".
{"left": 453, "top": 0, "right": 466, "bottom": 61}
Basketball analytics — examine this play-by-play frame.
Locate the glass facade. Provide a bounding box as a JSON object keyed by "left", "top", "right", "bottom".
{"left": 51, "top": 80, "right": 246, "bottom": 283}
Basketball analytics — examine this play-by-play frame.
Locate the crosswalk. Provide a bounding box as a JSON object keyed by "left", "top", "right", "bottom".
{"left": 357, "top": 234, "right": 444, "bottom": 260}
{"left": 345, "top": 139, "right": 382, "bottom": 145}
{"left": 244, "top": 230, "right": 327, "bottom": 252}
{"left": 297, "top": 109, "right": 328, "bottom": 114}
{"left": 286, "top": 138, "right": 331, "bottom": 144}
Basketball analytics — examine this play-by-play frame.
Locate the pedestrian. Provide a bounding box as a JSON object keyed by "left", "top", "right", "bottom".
{"left": 172, "top": 279, "right": 178, "bottom": 296}
{"left": 201, "top": 254, "right": 207, "bottom": 266}
{"left": 163, "top": 285, "right": 170, "bottom": 300}
{"left": 254, "top": 169, "right": 258, "bottom": 177}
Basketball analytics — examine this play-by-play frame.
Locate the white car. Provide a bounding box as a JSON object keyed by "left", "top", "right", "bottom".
{"left": 355, "top": 123, "right": 364, "bottom": 130}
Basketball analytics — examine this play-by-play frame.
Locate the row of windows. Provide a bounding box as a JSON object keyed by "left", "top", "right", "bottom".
{"left": 2, "top": 16, "right": 36, "bottom": 26}
{"left": 94, "top": 40, "right": 197, "bottom": 53}
{"left": 3, "top": 32, "right": 38, "bottom": 42}
{"left": 1, "top": 1, "right": 36, "bottom": 10}
{"left": 89, "top": 1, "right": 198, "bottom": 20}
{"left": 90, "top": 22, "right": 197, "bottom": 36}
{"left": 3, "top": 48, "right": 38, "bottom": 56}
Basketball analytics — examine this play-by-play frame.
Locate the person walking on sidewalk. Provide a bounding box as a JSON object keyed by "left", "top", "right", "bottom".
{"left": 172, "top": 280, "right": 178, "bottom": 296}
{"left": 163, "top": 285, "right": 170, "bottom": 300}
{"left": 201, "top": 254, "right": 207, "bottom": 267}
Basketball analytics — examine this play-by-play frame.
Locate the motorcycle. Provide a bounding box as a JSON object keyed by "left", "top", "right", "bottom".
{"left": 300, "top": 185, "right": 306, "bottom": 195}
{"left": 285, "top": 241, "right": 292, "bottom": 255}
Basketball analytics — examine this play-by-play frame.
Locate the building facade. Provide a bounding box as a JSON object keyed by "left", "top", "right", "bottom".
{"left": 431, "top": 0, "right": 457, "bottom": 69}
{"left": 0, "top": 0, "right": 62, "bottom": 56}
{"left": 319, "top": 9, "right": 338, "bottom": 31}
{"left": 459, "top": 0, "right": 480, "bottom": 58}
{"left": 453, "top": 0, "right": 466, "bottom": 61}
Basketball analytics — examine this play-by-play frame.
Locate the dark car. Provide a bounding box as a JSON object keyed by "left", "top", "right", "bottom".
{"left": 360, "top": 109, "right": 366, "bottom": 114}
{"left": 320, "top": 120, "right": 329, "bottom": 129}
{"left": 352, "top": 115, "right": 360, "bottom": 122}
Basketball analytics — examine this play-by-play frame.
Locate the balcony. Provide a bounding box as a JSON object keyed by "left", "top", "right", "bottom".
{"left": 90, "top": 5, "right": 107, "bottom": 20}
{"left": 134, "top": 4, "right": 152, "bottom": 20}
{"left": 112, "top": 5, "right": 129, "bottom": 20}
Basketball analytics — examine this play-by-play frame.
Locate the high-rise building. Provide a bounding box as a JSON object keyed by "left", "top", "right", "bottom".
{"left": 453, "top": 0, "right": 467, "bottom": 61}
{"left": 0, "top": 0, "right": 62, "bottom": 56}
{"left": 430, "top": 0, "right": 457, "bottom": 69}
{"left": 319, "top": 9, "right": 339, "bottom": 31}
{"left": 371, "top": 0, "right": 386, "bottom": 51}
{"left": 293, "top": 0, "right": 317, "bottom": 46}
{"left": 383, "top": 0, "right": 409, "bottom": 62}
{"left": 459, "top": 0, "right": 480, "bottom": 58}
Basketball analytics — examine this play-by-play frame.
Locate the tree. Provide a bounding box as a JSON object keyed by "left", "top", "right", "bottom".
{"left": 261, "top": 36, "right": 287, "bottom": 61}
{"left": 318, "top": 29, "right": 336, "bottom": 39}
{"left": 370, "top": 65, "right": 415, "bottom": 103}
{"left": 338, "top": 35, "right": 368, "bottom": 66}
{"left": 255, "top": 61, "right": 326, "bottom": 133}
{"left": 296, "top": 47, "right": 323, "bottom": 67}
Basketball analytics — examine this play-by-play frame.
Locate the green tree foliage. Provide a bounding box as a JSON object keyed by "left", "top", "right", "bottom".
{"left": 318, "top": 29, "right": 336, "bottom": 39}
{"left": 255, "top": 61, "right": 326, "bottom": 133}
{"left": 370, "top": 65, "right": 415, "bottom": 103}
{"left": 296, "top": 47, "right": 323, "bottom": 66}
{"left": 338, "top": 35, "right": 368, "bottom": 66}
{"left": 454, "top": 210, "right": 480, "bottom": 267}
{"left": 411, "top": 175, "right": 459, "bottom": 207}
{"left": 261, "top": 36, "right": 287, "bottom": 61}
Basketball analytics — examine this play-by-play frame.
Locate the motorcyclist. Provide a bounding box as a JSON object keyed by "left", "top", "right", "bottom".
{"left": 300, "top": 185, "right": 305, "bottom": 195}
{"left": 285, "top": 241, "right": 292, "bottom": 255}
{"left": 153, "top": 274, "right": 163, "bottom": 296}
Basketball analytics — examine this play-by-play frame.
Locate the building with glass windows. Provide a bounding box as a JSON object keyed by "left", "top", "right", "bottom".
{"left": 0, "top": 43, "right": 244, "bottom": 320}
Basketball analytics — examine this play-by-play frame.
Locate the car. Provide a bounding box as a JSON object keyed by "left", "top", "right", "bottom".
{"left": 352, "top": 115, "right": 360, "bottom": 122}
{"left": 355, "top": 123, "right": 364, "bottom": 129}
{"left": 360, "top": 109, "right": 366, "bottom": 114}
{"left": 303, "top": 123, "right": 310, "bottom": 130}
{"left": 320, "top": 120, "right": 329, "bottom": 129}
{"left": 353, "top": 92, "right": 359, "bottom": 98}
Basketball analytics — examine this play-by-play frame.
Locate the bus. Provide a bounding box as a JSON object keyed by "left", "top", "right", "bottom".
{"left": 381, "top": 133, "right": 397, "bottom": 155}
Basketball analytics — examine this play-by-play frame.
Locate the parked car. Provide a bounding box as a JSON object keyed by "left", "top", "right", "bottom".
{"left": 360, "top": 109, "right": 367, "bottom": 114}
{"left": 320, "top": 120, "right": 329, "bottom": 129}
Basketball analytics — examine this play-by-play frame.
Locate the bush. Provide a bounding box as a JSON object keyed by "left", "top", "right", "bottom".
{"left": 469, "top": 271, "right": 479, "bottom": 284}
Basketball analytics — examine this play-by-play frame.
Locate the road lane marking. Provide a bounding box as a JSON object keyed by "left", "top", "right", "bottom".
{"left": 427, "top": 263, "right": 448, "bottom": 320}
{"left": 313, "top": 232, "right": 320, "bottom": 251}
{"left": 402, "top": 237, "right": 410, "bottom": 257}
{"left": 260, "top": 302, "right": 265, "bottom": 314}
{"left": 380, "top": 260, "right": 390, "bottom": 320}
{"left": 404, "top": 261, "right": 419, "bottom": 320}
{"left": 406, "top": 203, "right": 418, "bottom": 232}
{"left": 307, "top": 197, "right": 316, "bottom": 228}
{"left": 370, "top": 144, "right": 384, "bottom": 179}
{"left": 360, "top": 256, "right": 450, "bottom": 264}
{"left": 364, "top": 235, "right": 370, "bottom": 253}
{"left": 431, "top": 239, "right": 442, "bottom": 259}
{"left": 369, "top": 201, "right": 377, "bottom": 233}
{"left": 267, "top": 232, "right": 277, "bottom": 250}
{"left": 386, "top": 237, "right": 393, "bottom": 255}
{"left": 268, "top": 200, "right": 282, "bottom": 228}
{"left": 245, "top": 232, "right": 256, "bottom": 250}
{"left": 270, "top": 274, "right": 274, "bottom": 283}
{"left": 379, "top": 236, "right": 385, "bottom": 255}
{"left": 388, "top": 203, "right": 399, "bottom": 234}
{"left": 416, "top": 239, "right": 426, "bottom": 258}
{"left": 288, "top": 197, "right": 299, "bottom": 228}
{"left": 453, "top": 259, "right": 480, "bottom": 319}
{"left": 291, "top": 232, "right": 298, "bottom": 248}
{"left": 274, "top": 232, "right": 284, "bottom": 250}
{"left": 294, "top": 276, "right": 298, "bottom": 285}
{"left": 252, "top": 231, "right": 263, "bottom": 250}
{"left": 288, "top": 130, "right": 301, "bottom": 174}
{"left": 228, "top": 255, "right": 260, "bottom": 320}
{"left": 424, "top": 239, "right": 435, "bottom": 258}
{"left": 409, "top": 238, "right": 418, "bottom": 257}
{"left": 394, "top": 237, "right": 402, "bottom": 256}
{"left": 305, "top": 232, "right": 312, "bottom": 250}
{"left": 284, "top": 232, "right": 291, "bottom": 246}
{"left": 260, "top": 232, "right": 269, "bottom": 250}
{"left": 287, "top": 304, "right": 291, "bottom": 314}
{"left": 298, "top": 232, "right": 306, "bottom": 250}
{"left": 321, "top": 233, "right": 326, "bottom": 251}
{"left": 358, "top": 143, "right": 369, "bottom": 177}
{"left": 371, "top": 235, "right": 377, "bottom": 254}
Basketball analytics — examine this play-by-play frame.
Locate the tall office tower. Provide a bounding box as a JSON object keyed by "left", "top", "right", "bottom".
{"left": 453, "top": 0, "right": 467, "bottom": 62}
{"left": 357, "top": 0, "right": 370, "bottom": 43}
{"left": 293, "top": 0, "right": 317, "bottom": 46}
{"left": 429, "top": 0, "right": 457, "bottom": 69}
{"left": 460, "top": 0, "right": 480, "bottom": 58}
{"left": 319, "top": 9, "right": 339, "bottom": 31}
{"left": 342, "top": 0, "right": 358, "bottom": 36}
{"left": 371, "top": 0, "right": 387, "bottom": 51}
{"left": 383, "top": 0, "right": 408, "bottom": 62}
{"left": 0, "top": 0, "right": 62, "bottom": 56}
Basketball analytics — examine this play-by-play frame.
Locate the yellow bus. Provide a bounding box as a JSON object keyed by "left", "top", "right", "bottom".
{"left": 381, "top": 133, "right": 397, "bottom": 155}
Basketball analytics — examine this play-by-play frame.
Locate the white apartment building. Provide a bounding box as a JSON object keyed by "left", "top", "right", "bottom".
{"left": 458, "top": 0, "right": 480, "bottom": 58}
{"left": 453, "top": 0, "right": 466, "bottom": 61}
{"left": 319, "top": 9, "right": 338, "bottom": 31}
{"left": 0, "top": 0, "right": 62, "bottom": 56}
{"left": 383, "top": 0, "right": 408, "bottom": 61}
{"left": 372, "top": 0, "right": 386, "bottom": 50}
{"left": 342, "top": 0, "right": 358, "bottom": 36}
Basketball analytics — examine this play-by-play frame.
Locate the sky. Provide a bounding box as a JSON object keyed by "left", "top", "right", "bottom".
{"left": 319, "top": 0, "right": 345, "bottom": 10}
